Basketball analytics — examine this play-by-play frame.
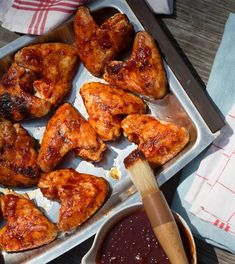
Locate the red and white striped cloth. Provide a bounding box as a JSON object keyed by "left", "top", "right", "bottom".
{"left": 0, "top": 0, "right": 90, "bottom": 35}
{"left": 0, "top": 0, "right": 174, "bottom": 36}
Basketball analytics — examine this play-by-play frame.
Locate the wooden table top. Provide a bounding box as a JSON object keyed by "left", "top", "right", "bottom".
{"left": 1, "top": 0, "right": 235, "bottom": 263}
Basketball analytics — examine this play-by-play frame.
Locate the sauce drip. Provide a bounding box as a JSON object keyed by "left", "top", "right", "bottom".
{"left": 97, "top": 210, "right": 170, "bottom": 264}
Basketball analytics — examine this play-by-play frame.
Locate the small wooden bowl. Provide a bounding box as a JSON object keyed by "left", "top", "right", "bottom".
{"left": 81, "top": 203, "right": 197, "bottom": 264}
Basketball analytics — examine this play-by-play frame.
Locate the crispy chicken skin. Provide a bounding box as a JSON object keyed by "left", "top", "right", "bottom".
{"left": 103, "top": 31, "right": 168, "bottom": 100}
{"left": 0, "top": 63, "right": 51, "bottom": 121}
{"left": 80, "top": 82, "right": 146, "bottom": 141}
{"left": 14, "top": 43, "right": 78, "bottom": 105}
{"left": 38, "top": 168, "right": 109, "bottom": 232}
{"left": 38, "top": 103, "right": 106, "bottom": 172}
{"left": 0, "top": 193, "right": 57, "bottom": 252}
{"left": 0, "top": 43, "right": 78, "bottom": 121}
{"left": 121, "top": 114, "right": 190, "bottom": 166}
{"left": 74, "top": 6, "right": 133, "bottom": 76}
{"left": 0, "top": 118, "right": 41, "bottom": 187}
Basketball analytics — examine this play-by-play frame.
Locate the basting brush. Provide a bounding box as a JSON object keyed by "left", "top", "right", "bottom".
{"left": 124, "top": 149, "right": 188, "bottom": 264}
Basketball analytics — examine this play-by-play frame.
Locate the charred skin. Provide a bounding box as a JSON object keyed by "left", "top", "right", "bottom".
{"left": 0, "top": 43, "right": 78, "bottom": 121}
{"left": 0, "top": 118, "right": 41, "bottom": 187}
{"left": 0, "top": 63, "right": 51, "bottom": 121}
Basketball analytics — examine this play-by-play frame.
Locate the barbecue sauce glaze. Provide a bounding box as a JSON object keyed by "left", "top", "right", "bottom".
{"left": 96, "top": 210, "right": 171, "bottom": 264}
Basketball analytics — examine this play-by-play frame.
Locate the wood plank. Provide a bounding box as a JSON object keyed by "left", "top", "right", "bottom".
{"left": 163, "top": 0, "right": 235, "bottom": 84}
{"left": 0, "top": 23, "right": 19, "bottom": 48}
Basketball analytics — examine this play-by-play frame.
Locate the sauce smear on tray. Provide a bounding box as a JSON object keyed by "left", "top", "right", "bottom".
{"left": 97, "top": 210, "right": 170, "bottom": 264}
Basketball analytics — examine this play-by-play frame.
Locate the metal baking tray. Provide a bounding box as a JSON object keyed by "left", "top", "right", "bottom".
{"left": 0, "top": 0, "right": 224, "bottom": 263}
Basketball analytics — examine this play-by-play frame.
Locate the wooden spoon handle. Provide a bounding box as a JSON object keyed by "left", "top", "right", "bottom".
{"left": 143, "top": 191, "right": 188, "bottom": 264}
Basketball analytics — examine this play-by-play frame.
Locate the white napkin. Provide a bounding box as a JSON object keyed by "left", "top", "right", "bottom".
{"left": 0, "top": 0, "right": 174, "bottom": 36}
{"left": 185, "top": 103, "right": 235, "bottom": 234}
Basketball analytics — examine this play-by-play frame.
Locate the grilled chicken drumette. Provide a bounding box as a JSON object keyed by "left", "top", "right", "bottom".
{"left": 0, "top": 118, "right": 41, "bottom": 187}
{"left": 38, "top": 103, "right": 106, "bottom": 172}
{"left": 0, "top": 43, "right": 78, "bottom": 121}
{"left": 0, "top": 193, "right": 57, "bottom": 252}
{"left": 38, "top": 168, "right": 109, "bottom": 232}
{"left": 0, "top": 63, "right": 51, "bottom": 121}
{"left": 74, "top": 6, "right": 133, "bottom": 76}
{"left": 80, "top": 82, "right": 146, "bottom": 141}
{"left": 104, "top": 31, "right": 168, "bottom": 100}
{"left": 121, "top": 114, "right": 190, "bottom": 167}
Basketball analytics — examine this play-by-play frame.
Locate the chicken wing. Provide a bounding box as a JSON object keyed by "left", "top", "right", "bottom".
{"left": 38, "top": 168, "right": 109, "bottom": 232}
{"left": 74, "top": 6, "right": 133, "bottom": 76}
{"left": 0, "top": 193, "right": 57, "bottom": 252}
{"left": 121, "top": 114, "right": 190, "bottom": 166}
{"left": 0, "top": 118, "right": 41, "bottom": 187}
{"left": 38, "top": 103, "right": 106, "bottom": 172}
{"left": 0, "top": 63, "right": 51, "bottom": 121}
{"left": 14, "top": 43, "right": 78, "bottom": 106}
{"left": 80, "top": 82, "right": 146, "bottom": 141}
{"left": 103, "top": 31, "right": 168, "bottom": 100}
{"left": 0, "top": 43, "right": 78, "bottom": 121}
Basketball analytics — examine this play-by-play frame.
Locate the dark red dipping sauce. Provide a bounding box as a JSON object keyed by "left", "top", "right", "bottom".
{"left": 96, "top": 210, "right": 170, "bottom": 264}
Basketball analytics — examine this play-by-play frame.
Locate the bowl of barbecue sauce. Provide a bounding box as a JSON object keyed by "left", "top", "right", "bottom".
{"left": 82, "top": 203, "right": 196, "bottom": 264}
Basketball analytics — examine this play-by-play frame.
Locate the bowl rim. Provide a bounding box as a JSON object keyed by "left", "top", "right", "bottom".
{"left": 81, "top": 202, "right": 197, "bottom": 264}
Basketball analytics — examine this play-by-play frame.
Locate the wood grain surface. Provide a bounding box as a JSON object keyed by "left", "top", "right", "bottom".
{"left": 1, "top": 0, "right": 235, "bottom": 263}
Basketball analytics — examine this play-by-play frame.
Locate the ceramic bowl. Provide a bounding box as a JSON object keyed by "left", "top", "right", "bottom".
{"left": 81, "top": 203, "right": 197, "bottom": 264}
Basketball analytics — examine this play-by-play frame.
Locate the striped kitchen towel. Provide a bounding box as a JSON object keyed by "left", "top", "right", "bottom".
{"left": 0, "top": 0, "right": 174, "bottom": 36}
{"left": 0, "top": 0, "right": 89, "bottom": 35}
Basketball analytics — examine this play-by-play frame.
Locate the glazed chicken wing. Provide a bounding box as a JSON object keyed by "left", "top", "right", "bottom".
{"left": 0, "top": 193, "right": 57, "bottom": 252}
{"left": 14, "top": 43, "right": 78, "bottom": 105}
{"left": 38, "top": 168, "right": 109, "bottom": 232}
{"left": 0, "top": 43, "right": 78, "bottom": 121}
{"left": 0, "top": 63, "right": 51, "bottom": 121}
{"left": 121, "top": 114, "right": 190, "bottom": 166}
{"left": 80, "top": 82, "right": 146, "bottom": 141}
{"left": 38, "top": 103, "right": 106, "bottom": 172}
{"left": 74, "top": 6, "right": 133, "bottom": 76}
{"left": 0, "top": 118, "right": 41, "bottom": 187}
{"left": 104, "top": 31, "right": 168, "bottom": 100}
